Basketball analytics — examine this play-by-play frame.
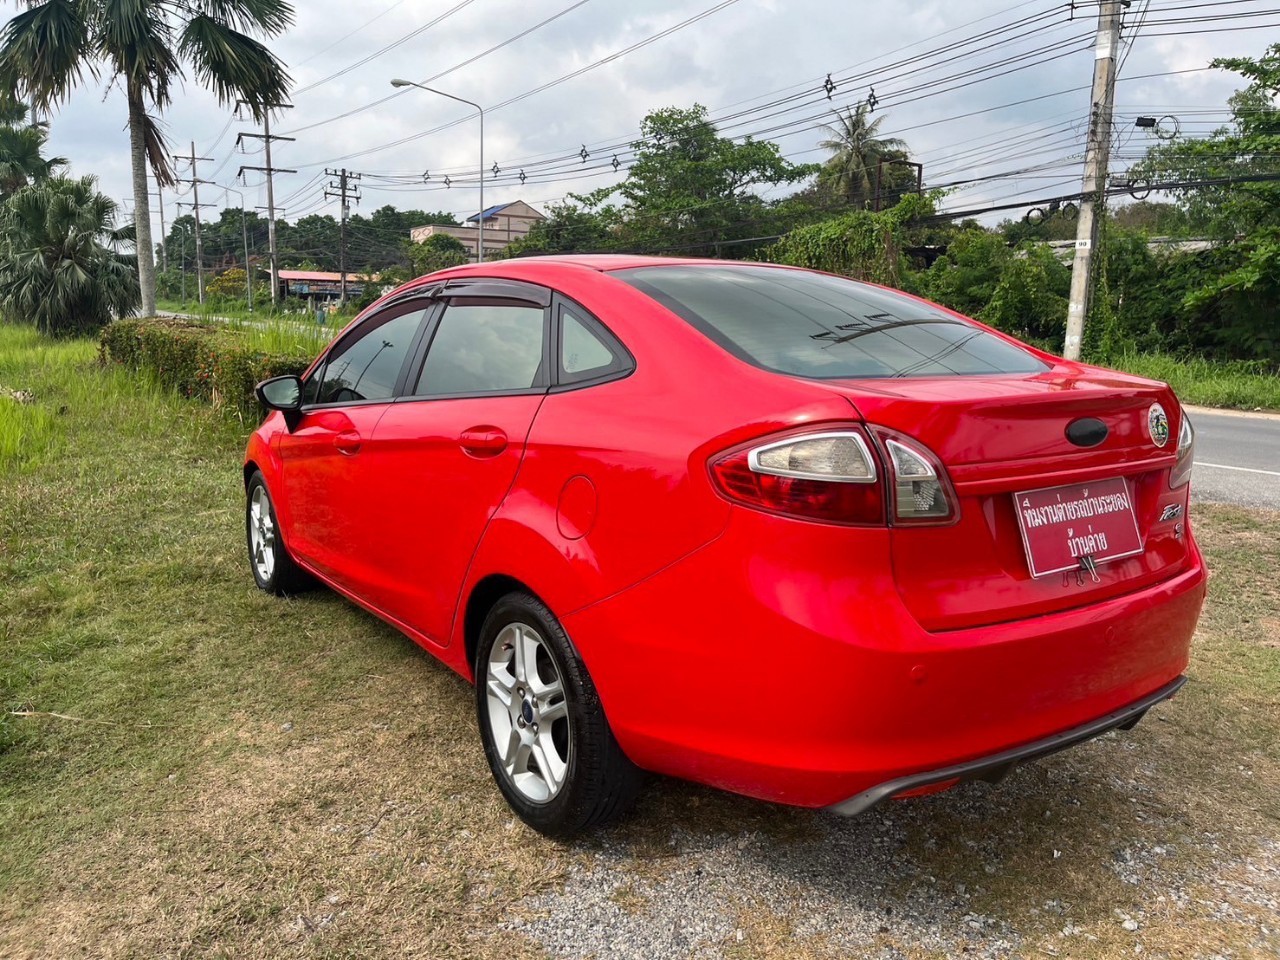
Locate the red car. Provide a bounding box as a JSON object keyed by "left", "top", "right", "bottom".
{"left": 245, "top": 256, "right": 1205, "bottom": 837}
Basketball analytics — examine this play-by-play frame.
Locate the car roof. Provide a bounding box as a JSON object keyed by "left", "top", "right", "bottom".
{"left": 383, "top": 255, "right": 806, "bottom": 303}
{"left": 440, "top": 254, "right": 788, "bottom": 275}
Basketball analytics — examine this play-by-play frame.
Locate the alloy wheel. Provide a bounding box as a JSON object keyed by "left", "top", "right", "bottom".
{"left": 248, "top": 485, "right": 276, "bottom": 583}
{"left": 484, "top": 621, "right": 572, "bottom": 803}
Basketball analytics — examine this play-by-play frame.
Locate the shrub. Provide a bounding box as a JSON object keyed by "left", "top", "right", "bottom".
{"left": 99, "top": 317, "right": 313, "bottom": 420}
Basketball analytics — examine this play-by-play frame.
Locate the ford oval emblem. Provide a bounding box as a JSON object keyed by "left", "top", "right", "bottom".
{"left": 1066, "top": 417, "right": 1108, "bottom": 448}
{"left": 1148, "top": 403, "right": 1171, "bottom": 448}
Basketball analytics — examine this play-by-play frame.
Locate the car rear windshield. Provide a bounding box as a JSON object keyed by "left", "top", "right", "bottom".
{"left": 616, "top": 264, "right": 1050, "bottom": 379}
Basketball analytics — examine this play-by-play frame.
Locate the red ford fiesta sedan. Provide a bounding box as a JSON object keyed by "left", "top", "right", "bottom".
{"left": 245, "top": 256, "right": 1206, "bottom": 837}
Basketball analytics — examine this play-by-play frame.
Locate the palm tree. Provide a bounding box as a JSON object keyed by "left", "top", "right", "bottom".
{"left": 817, "top": 104, "right": 909, "bottom": 208}
{"left": 0, "top": 97, "right": 66, "bottom": 197}
{"left": 0, "top": 175, "right": 139, "bottom": 336}
{"left": 0, "top": 0, "right": 295, "bottom": 318}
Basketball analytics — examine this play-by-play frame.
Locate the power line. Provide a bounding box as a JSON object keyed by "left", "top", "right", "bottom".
{"left": 291, "top": 0, "right": 481, "bottom": 97}
{"left": 297, "top": 0, "right": 749, "bottom": 168}
{"left": 283, "top": 0, "right": 598, "bottom": 136}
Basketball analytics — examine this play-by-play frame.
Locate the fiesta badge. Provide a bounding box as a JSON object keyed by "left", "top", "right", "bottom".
{"left": 1148, "top": 403, "right": 1171, "bottom": 448}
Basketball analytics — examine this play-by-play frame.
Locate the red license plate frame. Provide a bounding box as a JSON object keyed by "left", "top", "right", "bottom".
{"left": 1013, "top": 477, "right": 1144, "bottom": 579}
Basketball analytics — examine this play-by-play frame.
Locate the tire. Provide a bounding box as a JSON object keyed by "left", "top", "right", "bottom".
{"left": 245, "top": 471, "right": 311, "bottom": 596}
{"left": 475, "top": 592, "right": 642, "bottom": 838}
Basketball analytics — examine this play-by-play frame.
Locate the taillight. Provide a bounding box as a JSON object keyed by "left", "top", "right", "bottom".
{"left": 710, "top": 430, "right": 885, "bottom": 525}
{"left": 870, "top": 428, "right": 959, "bottom": 525}
{"left": 1170, "top": 409, "right": 1195, "bottom": 488}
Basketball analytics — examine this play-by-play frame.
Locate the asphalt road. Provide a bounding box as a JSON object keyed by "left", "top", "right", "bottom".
{"left": 1188, "top": 407, "right": 1280, "bottom": 511}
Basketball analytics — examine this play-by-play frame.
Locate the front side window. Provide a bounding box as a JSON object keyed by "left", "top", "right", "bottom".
{"left": 313, "top": 307, "right": 427, "bottom": 404}
{"left": 415, "top": 302, "right": 546, "bottom": 396}
{"left": 616, "top": 265, "right": 1049, "bottom": 380}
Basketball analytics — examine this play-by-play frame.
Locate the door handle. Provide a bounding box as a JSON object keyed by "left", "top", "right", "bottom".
{"left": 459, "top": 426, "right": 508, "bottom": 457}
{"left": 334, "top": 430, "right": 362, "bottom": 455}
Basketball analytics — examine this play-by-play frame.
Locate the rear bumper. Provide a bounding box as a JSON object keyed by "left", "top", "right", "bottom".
{"left": 826, "top": 675, "right": 1186, "bottom": 816}
{"left": 564, "top": 505, "right": 1207, "bottom": 810}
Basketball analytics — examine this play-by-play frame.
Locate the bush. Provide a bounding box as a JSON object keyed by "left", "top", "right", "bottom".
{"left": 99, "top": 317, "right": 313, "bottom": 420}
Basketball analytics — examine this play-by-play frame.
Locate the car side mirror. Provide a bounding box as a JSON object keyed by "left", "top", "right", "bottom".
{"left": 256, "top": 375, "right": 304, "bottom": 430}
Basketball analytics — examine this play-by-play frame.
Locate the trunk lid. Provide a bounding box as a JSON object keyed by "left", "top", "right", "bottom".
{"left": 817, "top": 365, "right": 1194, "bottom": 631}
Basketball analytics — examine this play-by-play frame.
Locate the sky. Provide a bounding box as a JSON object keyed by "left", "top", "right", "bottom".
{"left": 16, "top": 0, "right": 1279, "bottom": 239}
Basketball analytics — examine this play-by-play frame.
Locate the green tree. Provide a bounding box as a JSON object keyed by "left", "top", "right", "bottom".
{"left": 981, "top": 244, "right": 1071, "bottom": 348}
{"left": 0, "top": 175, "right": 138, "bottom": 336}
{"left": 922, "top": 228, "right": 1013, "bottom": 317}
{"left": 1129, "top": 43, "right": 1280, "bottom": 355}
{"left": 767, "top": 193, "right": 935, "bottom": 286}
{"left": 583, "top": 104, "right": 815, "bottom": 256}
{"left": 0, "top": 96, "right": 65, "bottom": 198}
{"left": 816, "top": 104, "right": 910, "bottom": 208}
{"left": 500, "top": 200, "right": 616, "bottom": 257}
{"left": 0, "top": 0, "right": 295, "bottom": 318}
{"left": 408, "top": 233, "right": 468, "bottom": 275}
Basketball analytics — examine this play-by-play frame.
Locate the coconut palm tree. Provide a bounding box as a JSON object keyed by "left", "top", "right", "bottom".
{"left": 817, "top": 104, "right": 909, "bottom": 208}
{"left": 0, "top": 175, "right": 139, "bottom": 336}
{"left": 0, "top": 0, "right": 295, "bottom": 318}
{"left": 0, "top": 97, "right": 66, "bottom": 197}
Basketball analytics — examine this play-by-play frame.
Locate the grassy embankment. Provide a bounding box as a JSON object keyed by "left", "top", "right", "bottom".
{"left": 1, "top": 322, "right": 1277, "bottom": 958}
{"left": 1111, "top": 353, "right": 1280, "bottom": 412}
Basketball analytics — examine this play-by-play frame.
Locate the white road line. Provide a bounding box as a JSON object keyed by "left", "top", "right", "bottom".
{"left": 1194, "top": 462, "right": 1280, "bottom": 477}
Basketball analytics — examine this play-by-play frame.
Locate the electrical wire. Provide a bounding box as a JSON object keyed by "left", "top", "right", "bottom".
{"left": 291, "top": 0, "right": 481, "bottom": 97}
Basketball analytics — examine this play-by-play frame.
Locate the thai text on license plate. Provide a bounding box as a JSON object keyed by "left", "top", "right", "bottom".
{"left": 1013, "top": 477, "right": 1144, "bottom": 579}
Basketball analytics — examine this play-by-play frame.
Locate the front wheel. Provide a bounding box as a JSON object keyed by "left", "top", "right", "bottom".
{"left": 246, "top": 471, "right": 311, "bottom": 596}
{"left": 476, "top": 592, "right": 642, "bottom": 837}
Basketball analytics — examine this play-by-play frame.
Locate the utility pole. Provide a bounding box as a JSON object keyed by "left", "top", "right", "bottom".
{"left": 154, "top": 186, "right": 168, "bottom": 273}
{"left": 173, "top": 143, "right": 215, "bottom": 304}
{"left": 237, "top": 102, "right": 295, "bottom": 307}
{"left": 1064, "top": 0, "right": 1125, "bottom": 361}
{"left": 325, "top": 168, "right": 363, "bottom": 306}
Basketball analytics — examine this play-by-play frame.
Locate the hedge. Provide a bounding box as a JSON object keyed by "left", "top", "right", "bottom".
{"left": 99, "top": 317, "right": 313, "bottom": 420}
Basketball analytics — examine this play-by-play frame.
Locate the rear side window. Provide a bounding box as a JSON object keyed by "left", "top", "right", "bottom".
{"left": 558, "top": 305, "right": 630, "bottom": 386}
{"left": 616, "top": 265, "right": 1048, "bottom": 379}
{"left": 415, "top": 302, "right": 546, "bottom": 396}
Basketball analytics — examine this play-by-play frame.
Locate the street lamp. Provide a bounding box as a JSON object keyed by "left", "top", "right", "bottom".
{"left": 391, "top": 78, "right": 486, "bottom": 262}
{"left": 223, "top": 186, "right": 255, "bottom": 312}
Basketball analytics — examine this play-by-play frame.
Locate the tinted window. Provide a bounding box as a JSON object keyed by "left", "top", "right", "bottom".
{"left": 416, "top": 303, "right": 546, "bottom": 396}
{"left": 560, "top": 307, "right": 627, "bottom": 385}
{"left": 315, "top": 308, "right": 427, "bottom": 404}
{"left": 617, "top": 265, "right": 1048, "bottom": 379}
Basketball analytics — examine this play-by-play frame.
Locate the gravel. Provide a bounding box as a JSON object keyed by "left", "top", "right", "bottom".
{"left": 508, "top": 740, "right": 1279, "bottom": 959}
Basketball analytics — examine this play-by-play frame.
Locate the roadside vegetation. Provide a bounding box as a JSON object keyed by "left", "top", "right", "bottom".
{"left": 1110, "top": 353, "right": 1280, "bottom": 411}
{"left": 2, "top": 323, "right": 1277, "bottom": 958}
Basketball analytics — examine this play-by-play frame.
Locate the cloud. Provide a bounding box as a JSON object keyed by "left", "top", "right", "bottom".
{"left": 12, "top": 0, "right": 1268, "bottom": 233}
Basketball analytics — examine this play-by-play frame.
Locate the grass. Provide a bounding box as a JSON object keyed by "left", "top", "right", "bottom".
{"left": 1109, "top": 352, "right": 1280, "bottom": 412}
{"left": 157, "top": 299, "right": 338, "bottom": 359}
{"left": 0, "top": 320, "right": 1277, "bottom": 958}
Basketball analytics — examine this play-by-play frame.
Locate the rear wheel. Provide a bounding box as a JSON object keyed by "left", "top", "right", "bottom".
{"left": 246, "top": 471, "right": 311, "bottom": 596}
{"left": 475, "top": 592, "right": 641, "bottom": 837}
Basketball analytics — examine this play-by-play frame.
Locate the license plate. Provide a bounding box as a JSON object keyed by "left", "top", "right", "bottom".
{"left": 1013, "top": 477, "right": 1144, "bottom": 579}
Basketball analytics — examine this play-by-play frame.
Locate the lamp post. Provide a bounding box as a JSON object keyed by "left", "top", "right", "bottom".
{"left": 223, "top": 186, "right": 255, "bottom": 312}
{"left": 390, "top": 78, "right": 486, "bottom": 262}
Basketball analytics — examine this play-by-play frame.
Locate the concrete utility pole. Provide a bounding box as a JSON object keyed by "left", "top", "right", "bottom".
{"left": 173, "top": 143, "right": 215, "bottom": 304}
{"left": 1064, "top": 0, "right": 1125, "bottom": 361}
{"left": 153, "top": 186, "right": 167, "bottom": 273}
{"left": 237, "top": 102, "right": 296, "bottom": 307}
{"left": 325, "top": 168, "right": 363, "bottom": 306}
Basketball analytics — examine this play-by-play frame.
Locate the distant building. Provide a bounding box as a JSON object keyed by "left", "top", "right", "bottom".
{"left": 276, "top": 270, "right": 377, "bottom": 306}
{"left": 410, "top": 201, "right": 546, "bottom": 261}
